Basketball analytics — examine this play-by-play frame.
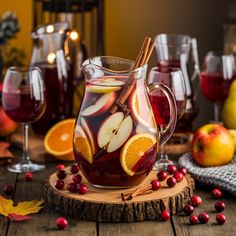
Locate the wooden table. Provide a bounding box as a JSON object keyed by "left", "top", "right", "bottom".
{"left": 0, "top": 147, "right": 236, "bottom": 236}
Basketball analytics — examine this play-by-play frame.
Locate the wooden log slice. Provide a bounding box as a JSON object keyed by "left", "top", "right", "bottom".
{"left": 45, "top": 169, "right": 195, "bottom": 223}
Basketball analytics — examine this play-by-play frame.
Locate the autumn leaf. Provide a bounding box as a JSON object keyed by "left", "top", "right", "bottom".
{"left": 0, "top": 142, "right": 13, "bottom": 158}
{"left": 0, "top": 195, "right": 44, "bottom": 221}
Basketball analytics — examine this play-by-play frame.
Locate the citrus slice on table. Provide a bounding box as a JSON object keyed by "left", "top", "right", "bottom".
{"left": 120, "top": 133, "right": 157, "bottom": 176}
{"left": 44, "top": 119, "right": 76, "bottom": 161}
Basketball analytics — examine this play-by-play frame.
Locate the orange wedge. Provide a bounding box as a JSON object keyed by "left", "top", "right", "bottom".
{"left": 44, "top": 119, "right": 76, "bottom": 161}
{"left": 120, "top": 133, "right": 157, "bottom": 176}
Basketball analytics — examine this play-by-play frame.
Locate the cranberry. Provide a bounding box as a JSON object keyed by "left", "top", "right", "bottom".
{"left": 70, "top": 164, "right": 80, "bottom": 174}
{"left": 160, "top": 210, "right": 170, "bottom": 221}
{"left": 167, "top": 164, "right": 177, "bottom": 174}
{"left": 56, "top": 164, "right": 65, "bottom": 170}
{"left": 211, "top": 188, "right": 222, "bottom": 199}
{"left": 72, "top": 174, "right": 82, "bottom": 184}
{"left": 55, "top": 180, "right": 65, "bottom": 190}
{"left": 191, "top": 195, "right": 202, "bottom": 207}
{"left": 216, "top": 213, "right": 226, "bottom": 225}
{"left": 174, "top": 172, "right": 184, "bottom": 183}
{"left": 56, "top": 169, "right": 67, "bottom": 180}
{"left": 215, "top": 201, "right": 225, "bottom": 212}
{"left": 67, "top": 182, "right": 77, "bottom": 193}
{"left": 151, "top": 179, "right": 161, "bottom": 190}
{"left": 183, "top": 204, "right": 194, "bottom": 216}
{"left": 3, "top": 184, "right": 13, "bottom": 196}
{"left": 189, "top": 215, "right": 199, "bottom": 225}
{"left": 178, "top": 167, "right": 187, "bottom": 176}
{"left": 198, "top": 213, "right": 209, "bottom": 224}
{"left": 77, "top": 183, "right": 88, "bottom": 194}
{"left": 24, "top": 172, "right": 33, "bottom": 182}
{"left": 157, "top": 170, "right": 168, "bottom": 181}
{"left": 167, "top": 177, "right": 177, "bottom": 188}
{"left": 56, "top": 217, "right": 68, "bottom": 230}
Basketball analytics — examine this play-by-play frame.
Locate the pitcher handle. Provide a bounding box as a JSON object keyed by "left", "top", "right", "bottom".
{"left": 147, "top": 83, "right": 177, "bottom": 145}
{"left": 191, "top": 38, "right": 201, "bottom": 81}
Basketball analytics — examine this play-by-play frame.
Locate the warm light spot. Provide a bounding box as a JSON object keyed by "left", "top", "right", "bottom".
{"left": 70, "top": 31, "right": 79, "bottom": 41}
{"left": 47, "top": 52, "right": 56, "bottom": 64}
{"left": 61, "top": 133, "right": 69, "bottom": 141}
{"left": 46, "top": 25, "right": 54, "bottom": 33}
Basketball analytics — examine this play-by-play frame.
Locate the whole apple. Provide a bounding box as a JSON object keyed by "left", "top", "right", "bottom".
{"left": 191, "top": 124, "right": 234, "bottom": 166}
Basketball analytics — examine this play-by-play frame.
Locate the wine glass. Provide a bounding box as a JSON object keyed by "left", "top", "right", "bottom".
{"left": 147, "top": 67, "right": 186, "bottom": 170}
{"left": 2, "top": 67, "right": 46, "bottom": 172}
{"left": 201, "top": 51, "right": 236, "bottom": 122}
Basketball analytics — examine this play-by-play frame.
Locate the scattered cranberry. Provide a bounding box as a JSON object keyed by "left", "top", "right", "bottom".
{"left": 24, "top": 172, "right": 33, "bottom": 182}
{"left": 55, "top": 180, "right": 65, "bottom": 190}
{"left": 160, "top": 210, "right": 170, "bottom": 221}
{"left": 216, "top": 213, "right": 226, "bottom": 225}
{"left": 174, "top": 171, "right": 183, "bottom": 183}
{"left": 157, "top": 170, "right": 168, "bottom": 181}
{"left": 72, "top": 174, "right": 82, "bottom": 184}
{"left": 70, "top": 164, "right": 80, "bottom": 174}
{"left": 167, "top": 164, "right": 177, "bottom": 174}
{"left": 151, "top": 179, "right": 161, "bottom": 190}
{"left": 56, "top": 164, "right": 65, "bottom": 170}
{"left": 56, "top": 217, "right": 68, "bottom": 230}
{"left": 178, "top": 167, "right": 187, "bottom": 176}
{"left": 67, "top": 182, "right": 77, "bottom": 193}
{"left": 56, "top": 169, "right": 67, "bottom": 180}
{"left": 3, "top": 184, "right": 13, "bottom": 196}
{"left": 167, "top": 177, "right": 176, "bottom": 188}
{"left": 211, "top": 188, "right": 222, "bottom": 199}
{"left": 183, "top": 204, "right": 194, "bottom": 216}
{"left": 198, "top": 213, "right": 209, "bottom": 224}
{"left": 215, "top": 201, "right": 225, "bottom": 212}
{"left": 77, "top": 183, "right": 88, "bottom": 194}
{"left": 191, "top": 195, "right": 202, "bottom": 207}
{"left": 189, "top": 215, "right": 199, "bottom": 225}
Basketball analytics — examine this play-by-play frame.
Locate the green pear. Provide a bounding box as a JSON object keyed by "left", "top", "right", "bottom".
{"left": 222, "top": 80, "right": 236, "bottom": 128}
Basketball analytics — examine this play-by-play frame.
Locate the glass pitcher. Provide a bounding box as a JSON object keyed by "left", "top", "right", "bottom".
{"left": 73, "top": 56, "right": 177, "bottom": 188}
{"left": 30, "top": 22, "right": 87, "bottom": 135}
{"left": 154, "top": 34, "right": 200, "bottom": 132}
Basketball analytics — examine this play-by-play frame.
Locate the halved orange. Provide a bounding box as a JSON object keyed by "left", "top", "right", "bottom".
{"left": 44, "top": 119, "right": 76, "bottom": 161}
{"left": 120, "top": 133, "right": 157, "bottom": 176}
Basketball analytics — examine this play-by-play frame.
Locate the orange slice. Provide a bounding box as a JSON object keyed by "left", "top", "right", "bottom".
{"left": 44, "top": 119, "right": 76, "bottom": 161}
{"left": 120, "top": 133, "right": 157, "bottom": 176}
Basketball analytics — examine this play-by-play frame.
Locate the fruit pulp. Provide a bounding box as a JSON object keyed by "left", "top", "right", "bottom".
{"left": 73, "top": 76, "right": 158, "bottom": 187}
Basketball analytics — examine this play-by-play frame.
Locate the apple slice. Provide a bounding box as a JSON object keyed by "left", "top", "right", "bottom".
{"left": 81, "top": 92, "right": 116, "bottom": 117}
{"left": 97, "top": 112, "right": 133, "bottom": 153}
{"left": 81, "top": 118, "right": 98, "bottom": 154}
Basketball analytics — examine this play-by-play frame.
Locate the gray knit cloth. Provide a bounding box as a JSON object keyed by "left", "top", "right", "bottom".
{"left": 179, "top": 153, "right": 236, "bottom": 196}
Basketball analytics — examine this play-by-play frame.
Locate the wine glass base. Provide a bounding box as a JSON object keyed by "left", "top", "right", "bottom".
{"left": 153, "top": 159, "right": 173, "bottom": 171}
{"left": 7, "top": 162, "right": 45, "bottom": 173}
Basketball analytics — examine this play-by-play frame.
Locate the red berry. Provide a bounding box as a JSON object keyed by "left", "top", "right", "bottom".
{"left": 151, "top": 179, "right": 161, "bottom": 190}
{"left": 191, "top": 195, "right": 202, "bottom": 207}
{"left": 211, "top": 188, "right": 222, "bottom": 199}
{"left": 160, "top": 210, "right": 170, "bottom": 221}
{"left": 198, "top": 213, "right": 209, "bottom": 224}
{"left": 56, "top": 164, "right": 65, "bottom": 170}
{"left": 178, "top": 167, "right": 187, "bottom": 176}
{"left": 77, "top": 183, "right": 88, "bottom": 194}
{"left": 67, "top": 182, "right": 77, "bottom": 193}
{"left": 157, "top": 170, "right": 168, "bottom": 181}
{"left": 167, "top": 164, "right": 177, "bottom": 174}
{"left": 70, "top": 164, "right": 80, "bottom": 174}
{"left": 167, "top": 177, "right": 176, "bottom": 188}
{"left": 72, "top": 174, "right": 82, "bottom": 184}
{"left": 56, "top": 217, "right": 68, "bottom": 230}
{"left": 174, "top": 171, "right": 183, "bottom": 183}
{"left": 183, "top": 204, "right": 194, "bottom": 216}
{"left": 3, "top": 184, "right": 13, "bottom": 196}
{"left": 55, "top": 180, "right": 65, "bottom": 190}
{"left": 216, "top": 213, "right": 226, "bottom": 225}
{"left": 189, "top": 215, "right": 199, "bottom": 225}
{"left": 56, "top": 169, "right": 67, "bottom": 180}
{"left": 24, "top": 172, "right": 33, "bottom": 182}
{"left": 215, "top": 201, "right": 225, "bottom": 212}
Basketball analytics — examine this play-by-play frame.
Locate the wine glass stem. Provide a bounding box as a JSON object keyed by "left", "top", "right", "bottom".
{"left": 159, "top": 143, "right": 168, "bottom": 160}
{"left": 23, "top": 124, "right": 30, "bottom": 162}
{"left": 214, "top": 102, "right": 220, "bottom": 122}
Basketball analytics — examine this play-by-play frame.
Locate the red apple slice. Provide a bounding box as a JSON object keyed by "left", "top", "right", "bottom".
{"left": 97, "top": 112, "right": 133, "bottom": 153}
{"left": 81, "top": 92, "right": 116, "bottom": 117}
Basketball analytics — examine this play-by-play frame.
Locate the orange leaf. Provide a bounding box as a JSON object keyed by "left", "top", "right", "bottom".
{"left": 0, "top": 142, "right": 13, "bottom": 158}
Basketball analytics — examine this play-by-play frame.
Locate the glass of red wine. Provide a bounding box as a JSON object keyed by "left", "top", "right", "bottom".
{"left": 2, "top": 67, "right": 46, "bottom": 172}
{"left": 147, "top": 67, "right": 186, "bottom": 170}
{"left": 200, "top": 51, "right": 236, "bottom": 122}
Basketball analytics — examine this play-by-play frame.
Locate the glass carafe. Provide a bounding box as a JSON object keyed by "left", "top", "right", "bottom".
{"left": 154, "top": 34, "right": 199, "bottom": 132}
{"left": 73, "top": 56, "right": 177, "bottom": 188}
